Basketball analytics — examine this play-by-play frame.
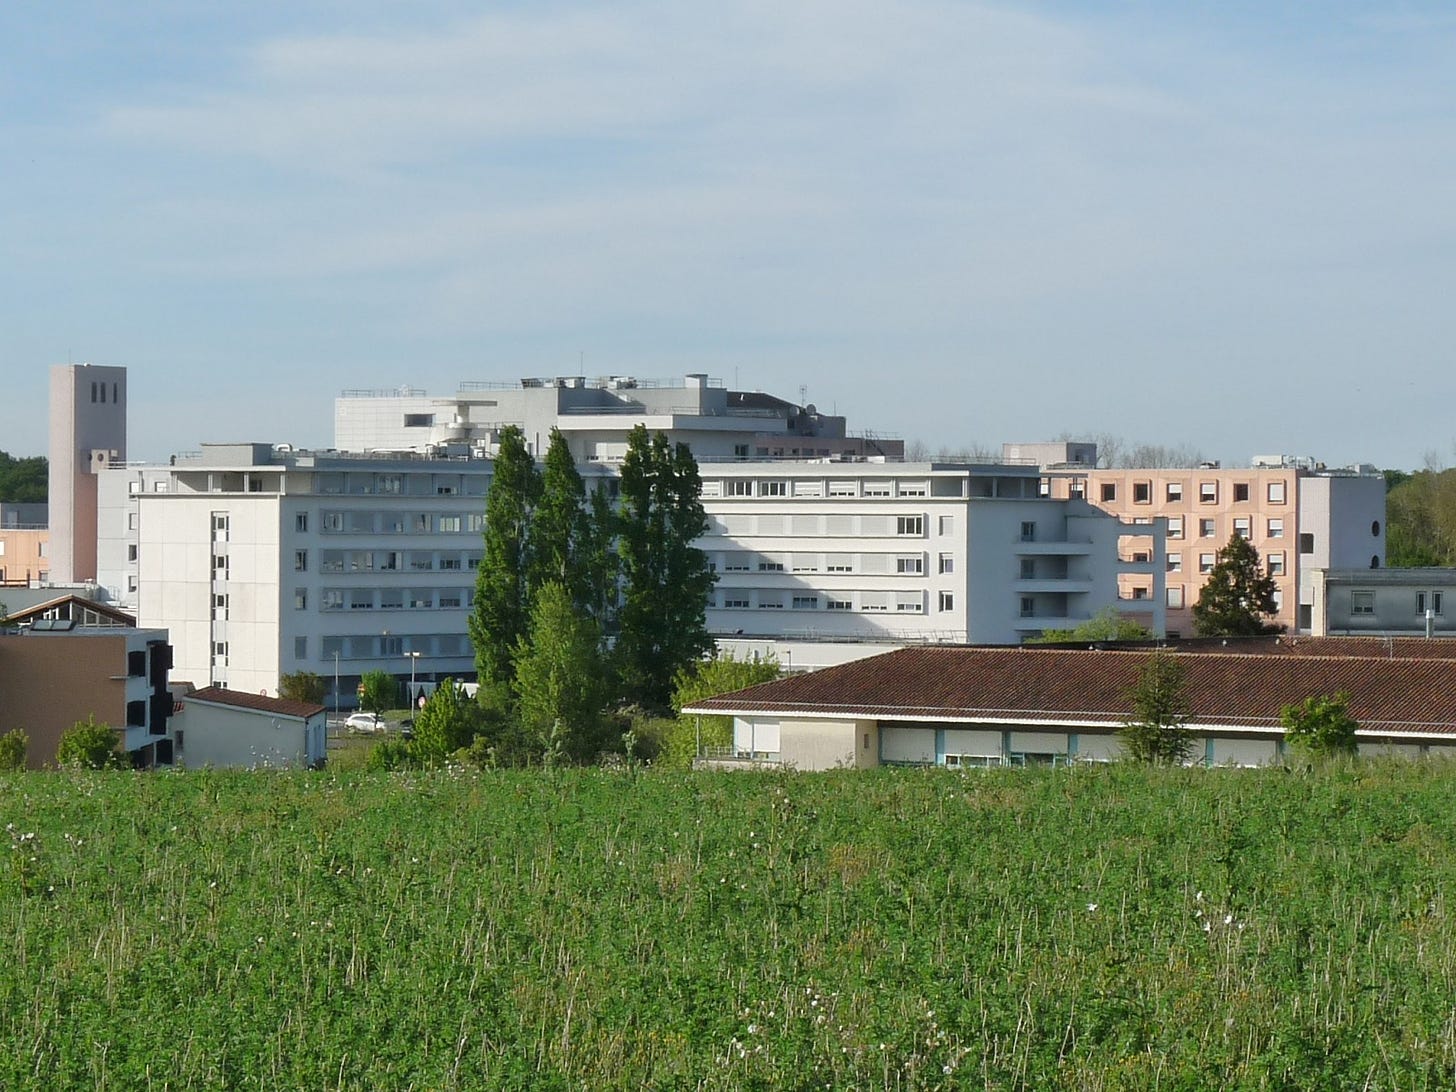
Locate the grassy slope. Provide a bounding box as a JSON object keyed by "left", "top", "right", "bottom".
{"left": 4, "top": 763, "right": 1456, "bottom": 1090}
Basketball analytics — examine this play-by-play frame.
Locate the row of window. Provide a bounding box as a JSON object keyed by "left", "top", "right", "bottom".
{"left": 312, "top": 633, "right": 474, "bottom": 660}
{"left": 315, "top": 510, "right": 486, "bottom": 535}
{"left": 318, "top": 549, "right": 481, "bottom": 574}
{"left": 1163, "top": 551, "right": 1287, "bottom": 577}
{"left": 706, "top": 513, "right": 953, "bottom": 538}
{"left": 1094, "top": 480, "right": 1288, "bottom": 506}
{"left": 706, "top": 478, "right": 932, "bottom": 500}
{"left": 317, "top": 588, "right": 471, "bottom": 611}
{"left": 713, "top": 590, "right": 955, "bottom": 613}
{"left": 1350, "top": 591, "right": 1445, "bottom": 616}
{"left": 714, "top": 551, "right": 957, "bottom": 576}
{"left": 1149, "top": 586, "right": 1285, "bottom": 611}
{"left": 1166, "top": 515, "right": 1290, "bottom": 541}
{"left": 313, "top": 473, "right": 489, "bottom": 498}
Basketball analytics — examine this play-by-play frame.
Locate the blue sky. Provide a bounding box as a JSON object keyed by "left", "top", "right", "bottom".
{"left": 3, "top": 2, "right": 1453, "bottom": 468}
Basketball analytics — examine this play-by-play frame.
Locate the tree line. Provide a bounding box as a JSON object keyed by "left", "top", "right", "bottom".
{"left": 0, "top": 451, "right": 46, "bottom": 505}
{"left": 1385, "top": 467, "right": 1456, "bottom": 566}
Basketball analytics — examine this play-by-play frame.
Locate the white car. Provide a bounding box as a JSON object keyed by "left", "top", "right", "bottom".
{"left": 346, "top": 712, "right": 384, "bottom": 734}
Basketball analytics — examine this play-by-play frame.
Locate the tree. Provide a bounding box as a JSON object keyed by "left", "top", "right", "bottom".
{"left": 1029, "top": 607, "right": 1153, "bottom": 645}
{"left": 1192, "top": 534, "right": 1283, "bottom": 637}
{"left": 0, "top": 729, "right": 27, "bottom": 771}
{"left": 656, "top": 652, "right": 783, "bottom": 768}
{"left": 1280, "top": 691, "right": 1358, "bottom": 761}
{"left": 56, "top": 716, "right": 123, "bottom": 769}
{"left": 469, "top": 425, "right": 542, "bottom": 703}
{"left": 278, "top": 671, "right": 326, "bottom": 705}
{"left": 1119, "top": 651, "right": 1193, "bottom": 764}
{"left": 513, "top": 580, "right": 608, "bottom": 763}
{"left": 0, "top": 451, "right": 47, "bottom": 504}
{"left": 579, "top": 484, "right": 620, "bottom": 630}
{"left": 410, "top": 678, "right": 481, "bottom": 763}
{"left": 530, "top": 429, "right": 591, "bottom": 608}
{"left": 615, "top": 426, "right": 715, "bottom": 709}
{"left": 358, "top": 669, "right": 397, "bottom": 716}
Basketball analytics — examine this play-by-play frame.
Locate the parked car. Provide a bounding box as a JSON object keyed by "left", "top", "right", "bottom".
{"left": 346, "top": 712, "right": 384, "bottom": 734}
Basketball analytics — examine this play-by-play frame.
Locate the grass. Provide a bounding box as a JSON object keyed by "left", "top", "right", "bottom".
{"left": 5, "top": 761, "right": 1456, "bottom": 1088}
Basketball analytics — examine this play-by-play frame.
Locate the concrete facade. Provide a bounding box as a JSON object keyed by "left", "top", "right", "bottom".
{"left": 0, "top": 627, "right": 174, "bottom": 768}
{"left": 174, "top": 687, "right": 327, "bottom": 769}
{"left": 1037, "top": 454, "right": 1385, "bottom": 635}
{"left": 48, "top": 364, "right": 127, "bottom": 585}
{"left": 1310, "top": 567, "right": 1456, "bottom": 637}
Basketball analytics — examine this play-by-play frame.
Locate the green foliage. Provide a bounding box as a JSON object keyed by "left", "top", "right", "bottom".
{"left": 1280, "top": 691, "right": 1359, "bottom": 761}
{"left": 365, "top": 737, "right": 418, "bottom": 771}
{"left": 410, "top": 678, "right": 480, "bottom": 763}
{"left": 513, "top": 581, "right": 608, "bottom": 763}
{"left": 1385, "top": 467, "right": 1456, "bottom": 566}
{"left": 656, "top": 652, "right": 783, "bottom": 768}
{"left": 54, "top": 716, "right": 122, "bottom": 769}
{"left": 1120, "top": 651, "right": 1193, "bottom": 764}
{"left": 469, "top": 424, "right": 542, "bottom": 700}
{"left": 530, "top": 429, "right": 591, "bottom": 607}
{"left": 616, "top": 425, "right": 715, "bottom": 710}
{"left": 1192, "top": 534, "right": 1283, "bottom": 637}
{"left": 10, "top": 765, "right": 1456, "bottom": 1086}
{"left": 0, "top": 729, "right": 27, "bottom": 771}
{"left": 1029, "top": 606, "right": 1153, "bottom": 645}
{"left": 357, "top": 669, "right": 397, "bottom": 717}
{"left": 0, "top": 450, "right": 46, "bottom": 503}
{"left": 277, "top": 671, "right": 326, "bottom": 705}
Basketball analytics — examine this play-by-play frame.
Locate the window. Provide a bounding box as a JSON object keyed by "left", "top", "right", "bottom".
{"left": 722, "top": 595, "right": 750, "bottom": 609}
{"left": 127, "top": 700, "right": 146, "bottom": 727}
{"left": 1234, "top": 483, "right": 1250, "bottom": 502}
{"left": 127, "top": 544, "right": 138, "bottom": 562}
{"left": 757, "top": 560, "right": 785, "bottom": 572}
{"left": 1167, "top": 516, "right": 1184, "bottom": 539}
{"left": 1299, "top": 533, "right": 1315, "bottom": 554}
{"left": 1133, "top": 481, "right": 1151, "bottom": 503}
{"left": 758, "top": 481, "right": 787, "bottom": 497}
{"left": 1267, "top": 481, "right": 1287, "bottom": 504}
{"left": 898, "top": 482, "right": 928, "bottom": 497}
{"left": 213, "top": 641, "right": 228, "bottom": 658}
{"left": 213, "top": 593, "right": 228, "bottom": 612}
{"left": 791, "top": 595, "right": 819, "bottom": 610}
{"left": 826, "top": 555, "right": 853, "bottom": 572}
{"left": 438, "top": 515, "right": 462, "bottom": 533}
{"left": 896, "top": 515, "right": 925, "bottom": 536}
{"left": 1166, "top": 482, "right": 1184, "bottom": 502}
{"left": 1200, "top": 481, "right": 1217, "bottom": 503}
{"left": 1233, "top": 517, "right": 1251, "bottom": 539}
{"left": 724, "top": 555, "right": 752, "bottom": 572}
{"left": 895, "top": 594, "right": 923, "bottom": 613}
{"left": 295, "top": 589, "right": 307, "bottom": 610}
{"left": 1268, "top": 518, "right": 1284, "bottom": 538}
{"left": 127, "top": 512, "right": 138, "bottom": 530}
{"left": 1020, "top": 521, "right": 1036, "bottom": 542}
{"left": 862, "top": 482, "right": 891, "bottom": 497}
{"left": 895, "top": 555, "right": 924, "bottom": 574}
{"left": 1167, "top": 553, "right": 1182, "bottom": 573}
{"left": 826, "top": 597, "right": 852, "bottom": 611}
{"left": 1131, "top": 586, "right": 1150, "bottom": 600}
{"left": 322, "top": 590, "right": 344, "bottom": 611}
{"left": 757, "top": 595, "right": 784, "bottom": 609}
{"left": 828, "top": 481, "right": 857, "bottom": 498}
{"left": 939, "top": 554, "right": 955, "bottom": 574}
{"left": 938, "top": 515, "right": 954, "bottom": 536}
{"left": 1100, "top": 483, "right": 1117, "bottom": 502}
{"left": 1019, "top": 597, "right": 1035, "bottom": 618}
{"left": 733, "top": 444, "right": 749, "bottom": 459}
{"left": 294, "top": 550, "right": 308, "bottom": 572}
{"left": 438, "top": 592, "right": 463, "bottom": 609}
{"left": 1268, "top": 552, "right": 1285, "bottom": 577}
{"left": 440, "top": 556, "right": 462, "bottom": 571}
{"left": 296, "top": 512, "right": 309, "bottom": 532}
{"left": 1437, "top": 592, "right": 1445, "bottom": 615}
{"left": 1131, "top": 550, "right": 1151, "bottom": 564}
{"left": 1372, "top": 520, "right": 1381, "bottom": 537}
{"left": 1199, "top": 553, "right": 1216, "bottom": 574}
{"left": 1199, "top": 518, "right": 1216, "bottom": 538}
{"left": 725, "top": 480, "right": 753, "bottom": 497}
{"left": 1167, "top": 586, "right": 1184, "bottom": 609}
{"left": 294, "top": 636, "right": 307, "bottom": 659}
{"left": 938, "top": 591, "right": 955, "bottom": 611}
{"left": 1351, "top": 590, "right": 1374, "bottom": 615}
{"left": 1020, "top": 558, "right": 1036, "bottom": 579}
{"left": 1417, "top": 592, "right": 1444, "bottom": 615}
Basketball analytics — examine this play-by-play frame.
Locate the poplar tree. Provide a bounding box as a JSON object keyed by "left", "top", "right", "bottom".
{"left": 468, "top": 425, "right": 541, "bottom": 702}
{"left": 1192, "top": 534, "right": 1283, "bottom": 637}
{"left": 616, "top": 425, "right": 714, "bottom": 709}
{"left": 513, "top": 580, "right": 608, "bottom": 762}
{"left": 530, "top": 429, "right": 590, "bottom": 608}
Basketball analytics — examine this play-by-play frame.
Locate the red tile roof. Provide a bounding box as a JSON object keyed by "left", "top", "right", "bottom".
{"left": 683, "top": 647, "right": 1456, "bottom": 737}
{"left": 185, "top": 686, "right": 326, "bottom": 721}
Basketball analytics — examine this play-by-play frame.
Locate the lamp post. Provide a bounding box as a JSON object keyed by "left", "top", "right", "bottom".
{"left": 405, "top": 650, "right": 421, "bottom": 707}
{"left": 333, "top": 650, "right": 340, "bottom": 718}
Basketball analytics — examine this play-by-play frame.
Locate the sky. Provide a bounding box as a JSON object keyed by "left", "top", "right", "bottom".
{"left": 2, "top": 2, "right": 1454, "bottom": 469}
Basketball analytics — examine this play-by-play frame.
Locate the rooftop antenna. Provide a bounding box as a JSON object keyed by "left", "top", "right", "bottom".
{"left": 799, "top": 384, "right": 807, "bottom": 406}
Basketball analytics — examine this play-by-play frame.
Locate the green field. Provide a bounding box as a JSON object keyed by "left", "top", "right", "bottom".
{"left": 5, "top": 762, "right": 1456, "bottom": 1089}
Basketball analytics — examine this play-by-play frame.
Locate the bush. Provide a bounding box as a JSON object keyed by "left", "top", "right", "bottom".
{"left": 1281, "top": 691, "right": 1358, "bottom": 761}
{"left": 55, "top": 716, "right": 123, "bottom": 770}
{"left": 0, "top": 728, "right": 27, "bottom": 771}
{"left": 366, "top": 738, "right": 419, "bottom": 771}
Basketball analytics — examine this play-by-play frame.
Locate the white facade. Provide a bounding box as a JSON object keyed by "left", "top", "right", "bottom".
{"left": 1310, "top": 567, "right": 1456, "bottom": 637}
{"left": 175, "top": 692, "right": 327, "bottom": 769}
{"left": 700, "top": 462, "right": 1161, "bottom": 644}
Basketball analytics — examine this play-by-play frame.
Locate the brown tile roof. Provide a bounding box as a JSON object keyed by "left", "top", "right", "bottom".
{"left": 185, "top": 686, "right": 326, "bottom": 721}
{"left": 683, "top": 646, "right": 1456, "bottom": 737}
{"left": 1038, "top": 635, "right": 1456, "bottom": 659}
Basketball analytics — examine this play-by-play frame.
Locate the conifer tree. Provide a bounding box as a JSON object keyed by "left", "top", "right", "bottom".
{"left": 1119, "top": 650, "right": 1193, "bottom": 764}
{"left": 1192, "top": 534, "right": 1283, "bottom": 637}
{"left": 468, "top": 425, "right": 542, "bottom": 701}
{"left": 616, "top": 425, "right": 714, "bottom": 709}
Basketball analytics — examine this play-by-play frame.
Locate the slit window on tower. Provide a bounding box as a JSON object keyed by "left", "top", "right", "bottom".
{"left": 91, "top": 382, "right": 98, "bottom": 403}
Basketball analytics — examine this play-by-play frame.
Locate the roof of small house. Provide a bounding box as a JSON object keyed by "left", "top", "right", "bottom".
{"left": 683, "top": 646, "right": 1456, "bottom": 737}
{"left": 184, "top": 686, "right": 326, "bottom": 721}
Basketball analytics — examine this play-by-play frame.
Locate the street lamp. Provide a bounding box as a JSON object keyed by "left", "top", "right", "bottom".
{"left": 405, "top": 650, "right": 422, "bottom": 707}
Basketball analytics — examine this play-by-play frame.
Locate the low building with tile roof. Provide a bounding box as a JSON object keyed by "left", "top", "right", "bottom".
{"left": 682, "top": 645, "right": 1456, "bottom": 771}
{"left": 172, "top": 685, "right": 327, "bottom": 769}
